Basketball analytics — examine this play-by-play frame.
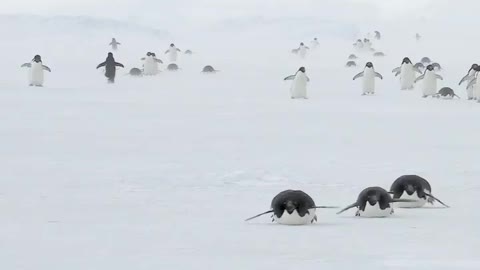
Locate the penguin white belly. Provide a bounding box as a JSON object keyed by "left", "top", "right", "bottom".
{"left": 29, "top": 62, "right": 44, "bottom": 86}
{"left": 475, "top": 77, "right": 480, "bottom": 100}
{"left": 168, "top": 49, "right": 178, "bottom": 62}
{"left": 298, "top": 47, "right": 307, "bottom": 59}
{"left": 394, "top": 191, "right": 427, "bottom": 208}
{"left": 143, "top": 58, "right": 159, "bottom": 75}
{"left": 290, "top": 73, "right": 308, "bottom": 99}
{"left": 422, "top": 73, "right": 437, "bottom": 96}
{"left": 357, "top": 204, "right": 392, "bottom": 218}
{"left": 467, "top": 85, "right": 474, "bottom": 99}
{"left": 362, "top": 69, "right": 375, "bottom": 94}
{"left": 274, "top": 209, "right": 316, "bottom": 225}
{"left": 400, "top": 66, "right": 415, "bottom": 90}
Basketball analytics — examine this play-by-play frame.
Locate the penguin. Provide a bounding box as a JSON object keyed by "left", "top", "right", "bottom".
{"left": 348, "top": 54, "right": 358, "bottom": 60}
{"left": 311, "top": 38, "right": 320, "bottom": 49}
{"left": 165, "top": 43, "right": 181, "bottom": 62}
{"left": 296, "top": 42, "right": 309, "bottom": 59}
{"left": 128, "top": 68, "right": 143, "bottom": 77}
{"left": 390, "top": 175, "right": 449, "bottom": 208}
{"left": 96, "top": 52, "right": 124, "bottom": 83}
{"left": 463, "top": 65, "right": 480, "bottom": 101}
{"left": 421, "top": 57, "right": 432, "bottom": 65}
{"left": 353, "top": 62, "right": 383, "bottom": 95}
{"left": 374, "top": 31, "right": 381, "bottom": 40}
{"left": 354, "top": 39, "right": 364, "bottom": 50}
{"left": 141, "top": 52, "right": 163, "bottom": 76}
{"left": 414, "top": 62, "right": 425, "bottom": 71}
{"left": 21, "top": 55, "right": 51, "bottom": 87}
{"left": 284, "top": 67, "right": 309, "bottom": 99}
{"left": 109, "top": 38, "right": 121, "bottom": 51}
{"left": 431, "top": 62, "right": 442, "bottom": 71}
{"left": 202, "top": 65, "right": 218, "bottom": 73}
{"left": 459, "top": 64, "right": 479, "bottom": 100}
{"left": 435, "top": 87, "right": 460, "bottom": 99}
{"left": 346, "top": 61, "right": 357, "bottom": 68}
{"left": 245, "top": 190, "right": 337, "bottom": 225}
{"left": 337, "top": 187, "right": 415, "bottom": 218}
{"left": 167, "top": 63, "right": 179, "bottom": 71}
{"left": 392, "top": 57, "right": 423, "bottom": 90}
{"left": 373, "top": 52, "right": 385, "bottom": 57}
{"left": 416, "top": 33, "right": 422, "bottom": 41}
{"left": 184, "top": 50, "right": 193, "bottom": 55}
{"left": 415, "top": 65, "right": 444, "bottom": 98}
{"left": 363, "top": 38, "right": 372, "bottom": 51}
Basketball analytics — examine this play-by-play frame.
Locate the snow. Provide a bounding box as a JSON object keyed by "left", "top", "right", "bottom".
{"left": 1, "top": 14, "right": 480, "bottom": 270}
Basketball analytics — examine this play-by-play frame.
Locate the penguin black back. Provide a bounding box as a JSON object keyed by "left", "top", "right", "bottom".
{"left": 96, "top": 52, "right": 124, "bottom": 83}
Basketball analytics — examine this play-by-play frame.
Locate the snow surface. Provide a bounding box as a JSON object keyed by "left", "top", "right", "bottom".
{"left": 1, "top": 15, "right": 480, "bottom": 270}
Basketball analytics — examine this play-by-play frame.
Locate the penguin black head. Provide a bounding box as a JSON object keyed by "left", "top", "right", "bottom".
{"left": 146, "top": 52, "right": 152, "bottom": 56}
{"left": 151, "top": 52, "right": 156, "bottom": 57}
{"left": 298, "top": 67, "right": 306, "bottom": 73}
{"left": 402, "top": 57, "right": 412, "bottom": 64}
{"left": 426, "top": 65, "right": 434, "bottom": 71}
{"left": 170, "top": 43, "right": 175, "bottom": 47}
{"left": 366, "top": 192, "right": 380, "bottom": 206}
{"left": 314, "top": 38, "right": 318, "bottom": 41}
{"left": 472, "top": 64, "right": 480, "bottom": 72}
{"left": 33, "top": 55, "right": 42, "bottom": 62}
{"left": 300, "top": 42, "right": 304, "bottom": 46}
{"left": 107, "top": 52, "right": 114, "bottom": 61}
{"left": 365, "top": 62, "right": 373, "bottom": 68}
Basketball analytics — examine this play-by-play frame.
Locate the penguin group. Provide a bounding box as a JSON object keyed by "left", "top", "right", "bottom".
{"left": 246, "top": 175, "right": 449, "bottom": 225}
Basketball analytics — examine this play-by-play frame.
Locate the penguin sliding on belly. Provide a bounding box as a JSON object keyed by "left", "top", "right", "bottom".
{"left": 284, "top": 67, "right": 309, "bottom": 99}
{"left": 415, "top": 65, "right": 444, "bottom": 98}
{"left": 337, "top": 187, "right": 418, "bottom": 218}
{"left": 21, "top": 55, "right": 51, "bottom": 87}
{"left": 392, "top": 57, "right": 423, "bottom": 90}
{"left": 390, "top": 175, "right": 449, "bottom": 208}
{"left": 141, "top": 52, "right": 163, "bottom": 76}
{"left": 353, "top": 62, "right": 383, "bottom": 95}
{"left": 245, "top": 190, "right": 338, "bottom": 225}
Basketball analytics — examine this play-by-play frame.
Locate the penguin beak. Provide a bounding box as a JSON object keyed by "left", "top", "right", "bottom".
{"left": 285, "top": 201, "right": 296, "bottom": 214}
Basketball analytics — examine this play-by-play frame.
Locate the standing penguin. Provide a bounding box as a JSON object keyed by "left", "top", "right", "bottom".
{"left": 141, "top": 52, "right": 163, "bottom": 76}
{"left": 415, "top": 65, "right": 444, "bottom": 98}
{"left": 284, "top": 67, "right": 310, "bottom": 99}
{"left": 21, "top": 55, "right": 51, "bottom": 87}
{"left": 374, "top": 31, "right": 381, "bottom": 40}
{"left": 464, "top": 65, "right": 480, "bottom": 101}
{"left": 109, "top": 38, "right": 121, "bottom": 51}
{"left": 165, "top": 43, "right": 181, "bottom": 62}
{"left": 392, "top": 57, "right": 423, "bottom": 90}
{"left": 295, "top": 42, "right": 310, "bottom": 59}
{"left": 459, "top": 64, "right": 479, "bottom": 100}
{"left": 310, "top": 38, "right": 320, "bottom": 49}
{"left": 245, "top": 190, "right": 337, "bottom": 225}
{"left": 352, "top": 62, "right": 383, "bottom": 95}
{"left": 96, "top": 52, "right": 124, "bottom": 83}
{"left": 390, "top": 175, "right": 449, "bottom": 208}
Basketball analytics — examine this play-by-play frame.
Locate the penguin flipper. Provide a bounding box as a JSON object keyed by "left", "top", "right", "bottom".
{"left": 459, "top": 74, "right": 472, "bottom": 85}
{"left": 311, "top": 206, "right": 340, "bottom": 209}
{"left": 467, "top": 79, "right": 477, "bottom": 89}
{"left": 21, "top": 63, "right": 31, "bottom": 68}
{"left": 245, "top": 210, "right": 274, "bottom": 221}
{"left": 436, "top": 74, "right": 444, "bottom": 80}
{"left": 155, "top": 59, "right": 164, "bottom": 64}
{"left": 414, "top": 67, "right": 423, "bottom": 74}
{"left": 352, "top": 72, "right": 364, "bottom": 80}
{"left": 392, "top": 67, "right": 401, "bottom": 73}
{"left": 141, "top": 57, "right": 146, "bottom": 60}
{"left": 284, "top": 75, "right": 296, "bottom": 81}
{"left": 96, "top": 62, "right": 106, "bottom": 69}
{"left": 177, "top": 49, "right": 181, "bottom": 52}
{"left": 336, "top": 203, "right": 357, "bottom": 215}
{"left": 395, "top": 71, "right": 401, "bottom": 77}
{"left": 375, "top": 72, "right": 383, "bottom": 80}
{"left": 306, "top": 76, "right": 310, "bottom": 82}
{"left": 115, "top": 62, "right": 125, "bottom": 68}
{"left": 391, "top": 198, "right": 419, "bottom": 203}
{"left": 425, "top": 194, "right": 450, "bottom": 208}
{"left": 42, "top": 65, "right": 51, "bottom": 72}
{"left": 414, "top": 75, "right": 425, "bottom": 83}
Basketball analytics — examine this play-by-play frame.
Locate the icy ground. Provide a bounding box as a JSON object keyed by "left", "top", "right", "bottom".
{"left": 1, "top": 20, "right": 480, "bottom": 269}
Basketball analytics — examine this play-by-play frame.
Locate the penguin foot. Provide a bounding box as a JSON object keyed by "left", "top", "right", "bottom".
{"left": 355, "top": 210, "right": 361, "bottom": 217}
{"left": 390, "top": 208, "right": 395, "bottom": 215}
{"left": 422, "top": 95, "right": 428, "bottom": 98}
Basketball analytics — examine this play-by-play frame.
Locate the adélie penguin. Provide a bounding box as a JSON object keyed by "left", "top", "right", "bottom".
{"left": 141, "top": 52, "right": 163, "bottom": 75}
{"left": 110, "top": 38, "right": 121, "bottom": 51}
{"left": 463, "top": 65, "right": 480, "bottom": 101}
{"left": 245, "top": 190, "right": 338, "bottom": 225}
{"left": 392, "top": 57, "right": 423, "bottom": 90}
{"left": 459, "top": 64, "right": 479, "bottom": 100}
{"left": 390, "top": 175, "right": 449, "bottom": 208}
{"left": 21, "top": 55, "right": 51, "bottom": 87}
{"left": 96, "top": 52, "right": 124, "bottom": 83}
{"left": 415, "top": 65, "right": 443, "bottom": 98}
{"left": 165, "top": 43, "right": 181, "bottom": 62}
{"left": 353, "top": 62, "right": 383, "bottom": 95}
{"left": 284, "top": 67, "right": 310, "bottom": 99}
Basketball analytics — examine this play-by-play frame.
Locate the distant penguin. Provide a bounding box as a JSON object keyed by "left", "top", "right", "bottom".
{"left": 392, "top": 57, "right": 423, "bottom": 90}
{"left": 459, "top": 64, "right": 479, "bottom": 100}
{"left": 202, "top": 65, "right": 218, "bottom": 73}
{"left": 363, "top": 38, "right": 372, "bottom": 51}
{"left": 20, "top": 55, "right": 51, "bottom": 87}
{"left": 96, "top": 52, "right": 124, "bottom": 83}
{"left": 348, "top": 54, "right": 358, "bottom": 60}
{"left": 353, "top": 62, "right": 383, "bottom": 95}
{"left": 296, "top": 42, "right": 309, "bottom": 59}
{"left": 463, "top": 65, "right": 480, "bottom": 101}
{"left": 141, "top": 52, "right": 163, "bottom": 76}
{"left": 431, "top": 62, "right": 442, "bottom": 71}
{"left": 284, "top": 67, "right": 310, "bottom": 99}
{"left": 414, "top": 62, "right": 425, "bottom": 71}
{"left": 373, "top": 52, "right": 385, "bottom": 57}
{"left": 337, "top": 187, "right": 415, "bottom": 218}
{"left": 346, "top": 61, "right": 357, "bottom": 67}
{"left": 415, "top": 65, "right": 444, "bottom": 98}
{"left": 354, "top": 39, "right": 364, "bottom": 50}
{"left": 184, "top": 50, "right": 193, "bottom": 55}
{"left": 421, "top": 57, "right": 432, "bottom": 65}
{"left": 435, "top": 87, "right": 460, "bottom": 99}
{"left": 374, "top": 31, "right": 381, "bottom": 40}
{"left": 128, "top": 68, "right": 143, "bottom": 77}
{"left": 110, "top": 38, "right": 121, "bottom": 51}
{"left": 165, "top": 43, "right": 181, "bottom": 62}
{"left": 245, "top": 190, "right": 337, "bottom": 225}
{"left": 167, "top": 63, "right": 179, "bottom": 71}
{"left": 390, "top": 175, "right": 449, "bottom": 208}
{"left": 416, "top": 33, "right": 422, "bottom": 41}
{"left": 311, "top": 38, "right": 320, "bottom": 49}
